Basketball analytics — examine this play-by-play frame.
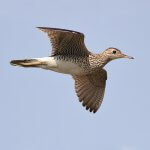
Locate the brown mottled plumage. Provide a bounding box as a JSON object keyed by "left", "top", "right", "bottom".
{"left": 10, "top": 27, "right": 134, "bottom": 113}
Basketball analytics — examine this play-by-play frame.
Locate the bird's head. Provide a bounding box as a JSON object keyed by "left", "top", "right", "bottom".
{"left": 102, "top": 47, "right": 134, "bottom": 61}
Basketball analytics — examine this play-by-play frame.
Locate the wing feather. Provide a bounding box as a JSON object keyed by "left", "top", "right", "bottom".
{"left": 37, "top": 27, "right": 90, "bottom": 57}
{"left": 73, "top": 69, "right": 107, "bottom": 113}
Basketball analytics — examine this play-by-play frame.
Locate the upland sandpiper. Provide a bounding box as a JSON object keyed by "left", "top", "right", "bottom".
{"left": 10, "top": 27, "right": 134, "bottom": 113}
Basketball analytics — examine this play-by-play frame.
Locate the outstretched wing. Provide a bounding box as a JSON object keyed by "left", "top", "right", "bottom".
{"left": 37, "top": 27, "right": 90, "bottom": 57}
{"left": 73, "top": 69, "right": 107, "bottom": 113}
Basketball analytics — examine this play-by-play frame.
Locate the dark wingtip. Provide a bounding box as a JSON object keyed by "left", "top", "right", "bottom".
{"left": 36, "top": 27, "right": 84, "bottom": 35}
{"left": 36, "top": 27, "right": 44, "bottom": 31}
{"left": 93, "top": 110, "right": 97, "bottom": 113}
{"left": 36, "top": 27, "right": 43, "bottom": 29}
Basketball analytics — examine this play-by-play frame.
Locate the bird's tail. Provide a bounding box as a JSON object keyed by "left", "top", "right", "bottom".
{"left": 10, "top": 59, "right": 43, "bottom": 67}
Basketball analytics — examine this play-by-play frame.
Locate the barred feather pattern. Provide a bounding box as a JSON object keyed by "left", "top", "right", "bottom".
{"left": 38, "top": 27, "right": 109, "bottom": 74}
{"left": 38, "top": 27, "right": 90, "bottom": 57}
{"left": 73, "top": 69, "right": 107, "bottom": 113}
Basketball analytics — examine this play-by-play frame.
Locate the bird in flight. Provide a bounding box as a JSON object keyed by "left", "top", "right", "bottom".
{"left": 10, "top": 27, "right": 134, "bottom": 113}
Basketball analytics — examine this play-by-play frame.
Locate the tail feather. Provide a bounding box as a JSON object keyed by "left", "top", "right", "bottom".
{"left": 10, "top": 59, "right": 42, "bottom": 67}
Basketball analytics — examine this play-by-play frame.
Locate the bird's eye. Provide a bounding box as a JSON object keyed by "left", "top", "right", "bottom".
{"left": 112, "top": 50, "right": 116, "bottom": 54}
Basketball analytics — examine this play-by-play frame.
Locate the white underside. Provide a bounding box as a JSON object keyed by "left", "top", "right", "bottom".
{"left": 35, "top": 57, "right": 84, "bottom": 75}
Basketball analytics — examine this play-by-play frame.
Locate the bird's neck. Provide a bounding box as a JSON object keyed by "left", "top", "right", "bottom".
{"left": 98, "top": 53, "right": 112, "bottom": 67}
{"left": 89, "top": 54, "right": 111, "bottom": 68}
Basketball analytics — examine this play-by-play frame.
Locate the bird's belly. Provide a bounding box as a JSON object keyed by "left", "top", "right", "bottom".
{"left": 46, "top": 58, "right": 84, "bottom": 75}
{"left": 56, "top": 60, "right": 84, "bottom": 75}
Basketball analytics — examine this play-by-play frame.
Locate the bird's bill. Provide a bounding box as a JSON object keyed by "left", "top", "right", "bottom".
{"left": 122, "top": 54, "right": 134, "bottom": 59}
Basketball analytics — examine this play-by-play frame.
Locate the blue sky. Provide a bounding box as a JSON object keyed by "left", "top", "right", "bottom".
{"left": 0, "top": 0, "right": 150, "bottom": 150}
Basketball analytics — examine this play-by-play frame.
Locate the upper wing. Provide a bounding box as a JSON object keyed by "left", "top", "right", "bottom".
{"left": 73, "top": 69, "right": 107, "bottom": 113}
{"left": 37, "top": 27, "right": 90, "bottom": 57}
